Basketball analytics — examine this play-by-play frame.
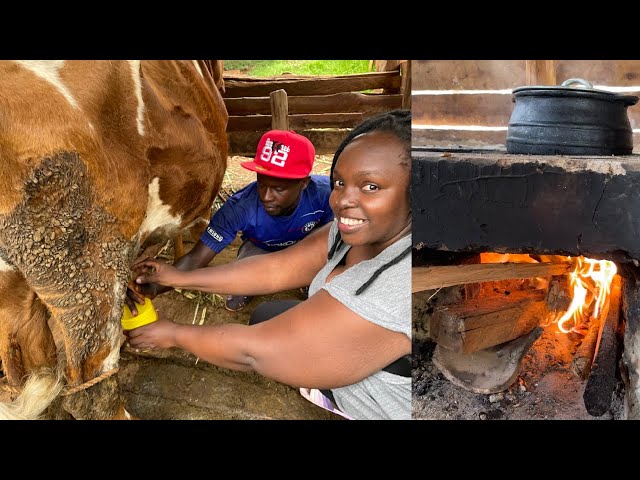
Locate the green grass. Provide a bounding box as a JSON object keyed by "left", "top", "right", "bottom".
{"left": 223, "top": 60, "right": 372, "bottom": 77}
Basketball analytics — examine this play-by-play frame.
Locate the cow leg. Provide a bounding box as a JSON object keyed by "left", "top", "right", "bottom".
{"left": 174, "top": 216, "right": 208, "bottom": 260}
{"left": 0, "top": 153, "right": 136, "bottom": 419}
{"left": 0, "top": 269, "right": 57, "bottom": 388}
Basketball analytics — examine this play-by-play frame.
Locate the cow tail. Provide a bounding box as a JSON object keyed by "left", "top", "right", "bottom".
{"left": 0, "top": 369, "right": 63, "bottom": 420}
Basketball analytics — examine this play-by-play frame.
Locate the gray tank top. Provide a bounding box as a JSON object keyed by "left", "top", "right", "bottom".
{"left": 309, "top": 222, "right": 411, "bottom": 420}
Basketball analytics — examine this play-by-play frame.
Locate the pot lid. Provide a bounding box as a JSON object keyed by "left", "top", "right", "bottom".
{"left": 513, "top": 78, "right": 639, "bottom": 106}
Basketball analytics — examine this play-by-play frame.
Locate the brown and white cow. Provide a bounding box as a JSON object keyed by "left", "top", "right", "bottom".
{"left": 0, "top": 60, "right": 228, "bottom": 419}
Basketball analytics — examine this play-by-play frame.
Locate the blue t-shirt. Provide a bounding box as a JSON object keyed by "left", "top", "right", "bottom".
{"left": 201, "top": 175, "right": 334, "bottom": 253}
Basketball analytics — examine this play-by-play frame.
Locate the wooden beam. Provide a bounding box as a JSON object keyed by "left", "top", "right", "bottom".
{"left": 411, "top": 128, "right": 508, "bottom": 149}
{"left": 412, "top": 262, "right": 573, "bottom": 293}
{"left": 525, "top": 60, "right": 557, "bottom": 86}
{"left": 222, "top": 71, "right": 401, "bottom": 98}
{"left": 556, "top": 60, "right": 640, "bottom": 86}
{"left": 412, "top": 60, "right": 527, "bottom": 90}
{"left": 224, "top": 92, "right": 402, "bottom": 116}
{"left": 228, "top": 113, "right": 364, "bottom": 132}
{"left": 228, "top": 129, "right": 349, "bottom": 156}
{"left": 412, "top": 93, "right": 513, "bottom": 127}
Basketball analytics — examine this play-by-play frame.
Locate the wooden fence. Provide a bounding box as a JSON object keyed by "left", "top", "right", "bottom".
{"left": 223, "top": 61, "right": 410, "bottom": 156}
{"left": 412, "top": 60, "right": 640, "bottom": 152}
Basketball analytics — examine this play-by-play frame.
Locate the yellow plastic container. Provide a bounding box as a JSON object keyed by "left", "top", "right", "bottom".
{"left": 121, "top": 297, "right": 158, "bottom": 330}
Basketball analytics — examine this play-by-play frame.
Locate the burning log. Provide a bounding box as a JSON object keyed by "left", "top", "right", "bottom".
{"left": 430, "top": 288, "right": 547, "bottom": 353}
{"left": 412, "top": 262, "right": 573, "bottom": 293}
{"left": 583, "top": 274, "right": 621, "bottom": 417}
{"left": 571, "top": 312, "right": 603, "bottom": 380}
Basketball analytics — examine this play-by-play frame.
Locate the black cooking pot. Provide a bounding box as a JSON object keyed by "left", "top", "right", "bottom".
{"left": 506, "top": 78, "right": 638, "bottom": 155}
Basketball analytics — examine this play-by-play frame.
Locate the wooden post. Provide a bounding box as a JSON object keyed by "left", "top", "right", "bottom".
{"left": 525, "top": 60, "right": 557, "bottom": 86}
{"left": 401, "top": 60, "right": 411, "bottom": 110}
{"left": 270, "top": 89, "right": 289, "bottom": 130}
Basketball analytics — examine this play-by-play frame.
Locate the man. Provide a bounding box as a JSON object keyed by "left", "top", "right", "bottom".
{"left": 128, "top": 130, "right": 333, "bottom": 312}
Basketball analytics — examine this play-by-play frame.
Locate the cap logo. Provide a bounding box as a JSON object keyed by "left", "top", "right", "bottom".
{"left": 259, "top": 138, "right": 290, "bottom": 167}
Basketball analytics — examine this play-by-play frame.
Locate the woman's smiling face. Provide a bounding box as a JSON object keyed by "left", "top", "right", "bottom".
{"left": 330, "top": 131, "right": 411, "bottom": 253}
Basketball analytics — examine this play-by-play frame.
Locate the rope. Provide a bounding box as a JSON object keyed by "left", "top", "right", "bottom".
{"left": 60, "top": 367, "right": 119, "bottom": 396}
{"left": 0, "top": 367, "right": 119, "bottom": 398}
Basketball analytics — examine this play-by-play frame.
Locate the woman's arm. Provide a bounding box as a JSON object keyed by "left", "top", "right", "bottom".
{"left": 126, "top": 288, "right": 410, "bottom": 389}
{"left": 134, "top": 222, "right": 331, "bottom": 296}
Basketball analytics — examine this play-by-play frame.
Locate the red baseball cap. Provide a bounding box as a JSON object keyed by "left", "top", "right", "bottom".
{"left": 241, "top": 130, "right": 315, "bottom": 179}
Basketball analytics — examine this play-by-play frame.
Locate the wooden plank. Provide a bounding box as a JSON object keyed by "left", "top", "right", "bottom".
{"left": 412, "top": 60, "right": 526, "bottom": 90}
{"left": 431, "top": 294, "right": 546, "bottom": 353}
{"left": 411, "top": 128, "right": 508, "bottom": 149}
{"left": 412, "top": 262, "right": 573, "bottom": 293}
{"left": 224, "top": 92, "right": 402, "bottom": 116}
{"left": 222, "top": 72, "right": 401, "bottom": 98}
{"left": 227, "top": 129, "right": 349, "bottom": 156}
{"left": 412, "top": 93, "right": 513, "bottom": 126}
{"left": 525, "top": 60, "right": 556, "bottom": 86}
{"left": 227, "top": 113, "right": 364, "bottom": 132}
{"left": 412, "top": 60, "right": 640, "bottom": 90}
{"left": 556, "top": 60, "right": 640, "bottom": 86}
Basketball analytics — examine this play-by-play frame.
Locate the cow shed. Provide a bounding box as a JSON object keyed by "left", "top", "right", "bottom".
{"left": 411, "top": 147, "right": 640, "bottom": 419}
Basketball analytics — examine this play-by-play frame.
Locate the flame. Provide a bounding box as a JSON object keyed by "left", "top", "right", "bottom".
{"left": 556, "top": 257, "right": 617, "bottom": 333}
{"left": 479, "top": 253, "right": 617, "bottom": 335}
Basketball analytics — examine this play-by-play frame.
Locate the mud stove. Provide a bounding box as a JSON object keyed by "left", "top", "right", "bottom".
{"left": 412, "top": 147, "right": 640, "bottom": 419}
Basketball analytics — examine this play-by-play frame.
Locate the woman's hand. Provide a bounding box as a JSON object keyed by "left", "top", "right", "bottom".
{"left": 125, "top": 317, "right": 178, "bottom": 349}
{"left": 132, "top": 258, "right": 180, "bottom": 288}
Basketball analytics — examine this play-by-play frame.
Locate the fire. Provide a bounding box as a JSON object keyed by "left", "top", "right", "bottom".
{"left": 556, "top": 257, "right": 617, "bottom": 334}
{"left": 480, "top": 253, "right": 617, "bottom": 335}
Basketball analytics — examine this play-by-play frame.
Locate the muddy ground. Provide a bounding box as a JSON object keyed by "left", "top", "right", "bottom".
{"left": 411, "top": 284, "right": 627, "bottom": 421}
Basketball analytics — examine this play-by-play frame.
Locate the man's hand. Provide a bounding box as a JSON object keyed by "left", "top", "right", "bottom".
{"left": 132, "top": 258, "right": 180, "bottom": 288}
{"left": 125, "top": 281, "right": 166, "bottom": 316}
{"left": 125, "top": 316, "right": 178, "bottom": 350}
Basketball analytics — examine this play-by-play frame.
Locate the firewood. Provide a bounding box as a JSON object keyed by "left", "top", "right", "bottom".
{"left": 430, "top": 289, "right": 547, "bottom": 353}
{"left": 583, "top": 274, "right": 622, "bottom": 416}
{"left": 571, "top": 312, "right": 604, "bottom": 380}
{"left": 412, "top": 262, "right": 573, "bottom": 293}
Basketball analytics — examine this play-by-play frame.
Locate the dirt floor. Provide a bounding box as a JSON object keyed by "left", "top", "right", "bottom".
{"left": 411, "top": 284, "right": 627, "bottom": 421}
{"left": 116, "top": 153, "right": 341, "bottom": 420}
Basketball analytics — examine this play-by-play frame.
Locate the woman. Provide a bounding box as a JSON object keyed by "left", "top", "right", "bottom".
{"left": 127, "top": 109, "right": 412, "bottom": 420}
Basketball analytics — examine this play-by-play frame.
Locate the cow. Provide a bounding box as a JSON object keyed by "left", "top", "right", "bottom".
{"left": 0, "top": 60, "right": 228, "bottom": 419}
